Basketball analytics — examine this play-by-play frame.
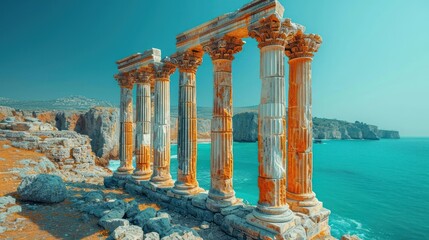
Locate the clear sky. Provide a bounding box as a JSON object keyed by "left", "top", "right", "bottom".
{"left": 1, "top": 0, "right": 428, "bottom": 136}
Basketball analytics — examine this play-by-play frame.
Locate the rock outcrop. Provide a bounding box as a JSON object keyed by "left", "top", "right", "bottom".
{"left": 17, "top": 174, "right": 67, "bottom": 203}
{"left": 0, "top": 116, "right": 110, "bottom": 183}
{"left": 232, "top": 112, "right": 258, "bottom": 142}
{"left": 232, "top": 113, "right": 400, "bottom": 142}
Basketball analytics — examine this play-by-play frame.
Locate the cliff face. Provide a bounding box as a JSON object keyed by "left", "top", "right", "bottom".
{"left": 232, "top": 113, "right": 400, "bottom": 142}
{"left": 0, "top": 106, "right": 120, "bottom": 161}
{"left": 232, "top": 112, "right": 258, "bottom": 142}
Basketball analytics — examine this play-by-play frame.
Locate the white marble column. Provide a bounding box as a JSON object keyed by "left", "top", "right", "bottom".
{"left": 133, "top": 70, "right": 154, "bottom": 181}
{"left": 150, "top": 59, "right": 177, "bottom": 188}
{"left": 246, "top": 15, "right": 295, "bottom": 234}
{"left": 114, "top": 72, "right": 136, "bottom": 176}
{"left": 171, "top": 50, "right": 203, "bottom": 195}
{"left": 285, "top": 30, "right": 324, "bottom": 215}
{"left": 203, "top": 36, "right": 244, "bottom": 211}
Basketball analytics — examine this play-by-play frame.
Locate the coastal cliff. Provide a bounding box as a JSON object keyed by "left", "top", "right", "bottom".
{"left": 232, "top": 112, "right": 400, "bottom": 142}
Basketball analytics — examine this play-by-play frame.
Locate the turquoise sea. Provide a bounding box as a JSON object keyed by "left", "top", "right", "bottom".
{"left": 109, "top": 138, "right": 429, "bottom": 239}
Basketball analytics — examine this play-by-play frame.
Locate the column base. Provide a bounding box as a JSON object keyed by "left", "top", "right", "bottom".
{"left": 150, "top": 176, "right": 174, "bottom": 189}
{"left": 286, "top": 191, "right": 323, "bottom": 216}
{"left": 246, "top": 208, "right": 297, "bottom": 234}
{"left": 206, "top": 190, "right": 238, "bottom": 212}
{"left": 171, "top": 182, "right": 203, "bottom": 196}
{"left": 132, "top": 170, "right": 152, "bottom": 182}
{"left": 114, "top": 168, "right": 133, "bottom": 179}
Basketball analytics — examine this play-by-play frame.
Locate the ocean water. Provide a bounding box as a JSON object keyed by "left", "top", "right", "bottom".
{"left": 109, "top": 138, "right": 429, "bottom": 239}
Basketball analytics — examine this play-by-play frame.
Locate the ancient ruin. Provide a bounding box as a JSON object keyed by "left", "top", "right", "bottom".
{"left": 111, "top": 0, "right": 331, "bottom": 239}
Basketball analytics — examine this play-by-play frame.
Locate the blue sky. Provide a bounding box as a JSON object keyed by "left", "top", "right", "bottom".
{"left": 0, "top": 0, "right": 428, "bottom": 136}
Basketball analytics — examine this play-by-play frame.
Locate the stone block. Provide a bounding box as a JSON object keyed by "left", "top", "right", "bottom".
{"left": 111, "top": 225, "right": 143, "bottom": 240}
{"left": 125, "top": 183, "right": 143, "bottom": 195}
{"left": 143, "top": 216, "right": 172, "bottom": 237}
{"left": 144, "top": 232, "right": 160, "bottom": 240}
{"left": 191, "top": 192, "right": 208, "bottom": 209}
{"left": 133, "top": 207, "right": 157, "bottom": 227}
{"left": 99, "top": 218, "right": 129, "bottom": 233}
{"left": 214, "top": 213, "right": 224, "bottom": 225}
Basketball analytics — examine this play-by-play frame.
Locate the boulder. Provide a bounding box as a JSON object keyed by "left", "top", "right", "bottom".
{"left": 125, "top": 200, "right": 140, "bottom": 219}
{"left": 143, "top": 216, "right": 171, "bottom": 237}
{"left": 143, "top": 232, "right": 160, "bottom": 240}
{"left": 99, "top": 208, "right": 125, "bottom": 223}
{"left": 17, "top": 174, "right": 67, "bottom": 203}
{"left": 111, "top": 225, "right": 144, "bottom": 240}
{"left": 161, "top": 226, "right": 201, "bottom": 240}
{"left": 133, "top": 207, "right": 156, "bottom": 227}
{"left": 0, "top": 196, "right": 16, "bottom": 208}
{"left": 99, "top": 218, "right": 129, "bottom": 232}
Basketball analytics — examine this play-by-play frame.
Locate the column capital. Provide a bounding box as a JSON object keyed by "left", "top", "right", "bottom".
{"left": 285, "top": 30, "right": 322, "bottom": 59}
{"left": 203, "top": 36, "right": 244, "bottom": 61}
{"left": 136, "top": 67, "right": 154, "bottom": 85}
{"left": 150, "top": 57, "right": 177, "bottom": 79}
{"left": 114, "top": 71, "right": 136, "bottom": 89}
{"left": 173, "top": 50, "right": 203, "bottom": 73}
{"left": 249, "top": 15, "right": 303, "bottom": 49}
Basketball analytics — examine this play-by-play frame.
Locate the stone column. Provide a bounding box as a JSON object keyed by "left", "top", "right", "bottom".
{"left": 203, "top": 36, "right": 244, "bottom": 211}
{"left": 246, "top": 15, "right": 296, "bottom": 234}
{"left": 150, "top": 59, "right": 177, "bottom": 188}
{"left": 133, "top": 69, "right": 154, "bottom": 181}
{"left": 171, "top": 50, "right": 203, "bottom": 195}
{"left": 285, "top": 30, "right": 323, "bottom": 215}
{"left": 114, "top": 72, "right": 136, "bottom": 176}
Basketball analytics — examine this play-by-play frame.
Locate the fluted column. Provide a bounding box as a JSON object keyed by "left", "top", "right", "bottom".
{"left": 114, "top": 72, "right": 136, "bottom": 176}
{"left": 133, "top": 69, "right": 154, "bottom": 181}
{"left": 203, "top": 36, "right": 244, "bottom": 211}
{"left": 150, "top": 59, "right": 177, "bottom": 188}
{"left": 246, "top": 15, "right": 297, "bottom": 234}
{"left": 285, "top": 30, "right": 323, "bottom": 215}
{"left": 171, "top": 50, "right": 203, "bottom": 195}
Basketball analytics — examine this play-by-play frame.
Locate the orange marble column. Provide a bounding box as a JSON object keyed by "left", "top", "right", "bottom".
{"left": 133, "top": 69, "right": 154, "bottom": 181}
{"left": 285, "top": 30, "right": 323, "bottom": 215}
{"left": 246, "top": 15, "right": 296, "bottom": 234}
{"left": 150, "top": 59, "right": 177, "bottom": 188}
{"left": 114, "top": 72, "right": 136, "bottom": 176}
{"left": 203, "top": 36, "right": 244, "bottom": 211}
{"left": 171, "top": 50, "right": 203, "bottom": 195}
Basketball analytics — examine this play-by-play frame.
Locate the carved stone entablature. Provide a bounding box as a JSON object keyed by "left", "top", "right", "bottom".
{"left": 249, "top": 15, "right": 303, "bottom": 49}
{"left": 114, "top": 71, "right": 136, "bottom": 89}
{"left": 151, "top": 57, "right": 177, "bottom": 79}
{"left": 136, "top": 67, "right": 154, "bottom": 85}
{"left": 203, "top": 36, "right": 245, "bottom": 61}
{"left": 173, "top": 50, "right": 203, "bottom": 73}
{"left": 285, "top": 29, "right": 322, "bottom": 59}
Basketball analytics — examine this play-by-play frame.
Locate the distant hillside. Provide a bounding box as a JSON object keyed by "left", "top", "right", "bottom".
{"left": 0, "top": 95, "right": 114, "bottom": 111}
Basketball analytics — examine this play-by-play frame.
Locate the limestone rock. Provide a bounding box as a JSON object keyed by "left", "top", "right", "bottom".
{"left": 144, "top": 232, "right": 160, "bottom": 240}
{"left": 17, "top": 174, "right": 67, "bottom": 203}
{"left": 99, "top": 218, "right": 129, "bottom": 232}
{"left": 0, "top": 196, "right": 16, "bottom": 208}
{"left": 133, "top": 207, "right": 157, "bottom": 227}
{"left": 232, "top": 112, "right": 258, "bottom": 142}
{"left": 111, "top": 225, "right": 144, "bottom": 240}
{"left": 76, "top": 107, "right": 120, "bottom": 160}
{"left": 99, "top": 208, "right": 126, "bottom": 223}
{"left": 162, "top": 226, "right": 201, "bottom": 240}
{"left": 143, "top": 216, "right": 171, "bottom": 237}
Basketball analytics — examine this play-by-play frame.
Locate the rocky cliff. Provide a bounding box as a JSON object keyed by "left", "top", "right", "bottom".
{"left": 232, "top": 112, "right": 400, "bottom": 142}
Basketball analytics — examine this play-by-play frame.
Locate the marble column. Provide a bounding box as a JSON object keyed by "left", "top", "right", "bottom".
{"left": 133, "top": 69, "right": 154, "bottom": 181}
{"left": 285, "top": 30, "right": 323, "bottom": 215}
{"left": 150, "top": 59, "right": 177, "bottom": 188}
{"left": 203, "top": 36, "right": 244, "bottom": 211}
{"left": 246, "top": 15, "right": 296, "bottom": 234}
{"left": 171, "top": 50, "right": 203, "bottom": 195}
{"left": 114, "top": 72, "right": 136, "bottom": 176}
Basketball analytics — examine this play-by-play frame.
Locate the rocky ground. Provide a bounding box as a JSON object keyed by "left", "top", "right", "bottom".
{"left": 0, "top": 115, "right": 231, "bottom": 239}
